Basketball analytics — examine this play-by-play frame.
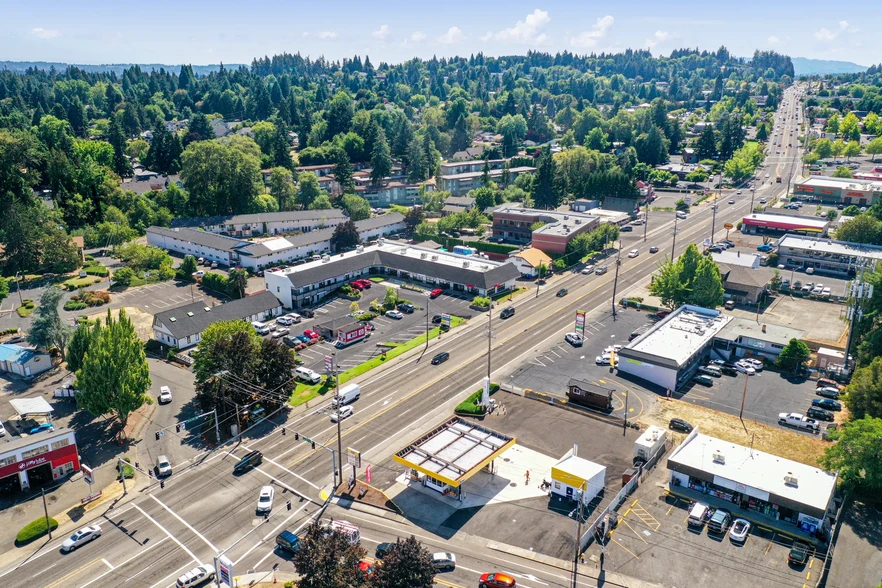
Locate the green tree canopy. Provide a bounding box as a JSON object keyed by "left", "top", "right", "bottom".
{"left": 836, "top": 214, "right": 882, "bottom": 245}
{"left": 845, "top": 356, "right": 882, "bottom": 419}
{"left": 180, "top": 138, "right": 263, "bottom": 216}
{"left": 341, "top": 193, "right": 371, "bottom": 221}
{"left": 291, "top": 521, "right": 366, "bottom": 588}
{"left": 268, "top": 166, "right": 297, "bottom": 211}
{"left": 298, "top": 171, "right": 323, "bottom": 210}
{"left": 28, "top": 286, "right": 73, "bottom": 358}
{"left": 821, "top": 416, "right": 882, "bottom": 492}
{"left": 775, "top": 338, "right": 811, "bottom": 372}
{"left": 331, "top": 219, "right": 360, "bottom": 251}
{"left": 370, "top": 536, "right": 436, "bottom": 588}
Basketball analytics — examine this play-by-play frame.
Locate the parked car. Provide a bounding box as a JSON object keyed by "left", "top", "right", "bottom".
{"left": 729, "top": 519, "right": 750, "bottom": 543}
{"left": 788, "top": 541, "right": 811, "bottom": 565}
{"left": 349, "top": 281, "right": 364, "bottom": 290}
{"left": 331, "top": 406, "right": 354, "bottom": 422}
{"left": 159, "top": 386, "right": 173, "bottom": 404}
{"left": 156, "top": 455, "right": 172, "bottom": 477}
{"left": 29, "top": 423, "right": 55, "bottom": 434}
{"left": 431, "top": 352, "right": 450, "bottom": 365}
{"left": 620, "top": 225, "right": 633, "bottom": 232}
{"left": 742, "top": 358, "right": 764, "bottom": 371}
{"left": 698, "top": 365, "right": 722, "bottom": 377}
{"left": 693, "top": 374, "right": 714, "bottom": 386}
{"left": 176, "top": 565, "right": 215, "bottom": 588}
{"left": 757, "top": 244, "right": 775, "bottom": 252}
{"left": 61, "top": 525, "right": 102, "bottom": 552}
{"left": 734, "top": 362, "right": 756, "bottom": 375}
{"left": 386, "top": 310, "right": 404, "bottom": 319}
{"left": 720, "top": 364, "right": 739, "bottom": 376}
{"left": 816, "top": 387, "right": 840, "bottom": 399}
{"left": 595, "top": 354, "right": 615, "bottom": 366}
{"left": 565, "top": 332, "right": 583, "bottom": 346}
{"left": 707, "top": 508, "right": 732, "bottom": 534}
{"left": 271, "top": 327, "right": 289, "bottom": 338}
{"left": 812, "top": 398, "right": 842, "bottom": 411}
{"left": 356, "top": 279, "right": 372, "bottom": 289}
{"left": 669, "top": 418, "right": 693, "bottom": 433}
{"left": 397, "top": 303, "right": 415, "bottom": 313}
{"left": 806, "top": 406, "right": 834, "bottom": 421}
{"left": 430, "top": 288, "right": 443, "bottom": 298}
{"left": 556, "top": 288, "right": 568, "bottom": 297}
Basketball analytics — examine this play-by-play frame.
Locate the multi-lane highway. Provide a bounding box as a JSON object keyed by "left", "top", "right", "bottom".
{"left": 0, "top": 85, "right": 805, "bottom": 588}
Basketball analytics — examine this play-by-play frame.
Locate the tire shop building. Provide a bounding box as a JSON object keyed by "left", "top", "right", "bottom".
{"left": 616, "top": 305, "right": 733, "bottom": 391}
{"left": 0, "top": 428, "right": 80, "bottom": 493}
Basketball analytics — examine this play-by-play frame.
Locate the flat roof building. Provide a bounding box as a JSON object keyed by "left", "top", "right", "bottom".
{"left": 617, "top": 305, "right": 732, "bottom": 391}
{"left": 668, "top": 430, "right": 837, "bottom": 540}
{"left": 264, "top": 240, "right": 520, "bottom": 309}
{"left": 713, "top": 318, "right": 806, "bottom": 363}
{"left": 740, "top": 213, "right": 830, "bottom": 236}
{"left": 777, "top": 234, "right": 882, "bottom": 277}
{"left": 169, "top": 209, "right": 347, "bottom": 237}
{"left": 550, "top": 448, "right": 606, "bottom": 505}
{"left": 491, "top": 206, "right": 600, "bottom": 254}
{"left": 794, "top": 175, "right": 882, "bottom": 207}
{"left": 0, "top": 428, "right": 80, "bottom": 492}
{"left": 439, "top": 166, "right": 536, "bottom": 196}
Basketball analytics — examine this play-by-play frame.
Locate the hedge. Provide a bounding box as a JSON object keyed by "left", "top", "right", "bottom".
{"left": 83, "top": 265, "right": 109, "bottom": 277}
{"left": 439, "top": 237, "right": 518, "bottom": 255}
{"left": 455, "top": 383, "right": 500, "bottom": 416}
{"left": 16, "top": 517, "right": 59, "bottom": 544}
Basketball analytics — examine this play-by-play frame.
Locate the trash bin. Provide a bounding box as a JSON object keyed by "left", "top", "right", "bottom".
{"left": 622, "top": 467, "right": 638, "bottom": 485}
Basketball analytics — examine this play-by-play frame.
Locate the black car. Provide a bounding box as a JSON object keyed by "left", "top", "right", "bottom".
{"left": 301, "top": 309, "right": 315, "bottom": 318}
{"left": 807, "top": 406, "right": 834, "bottom": 421}
{"left": 375, "top": 542, "right": 396, "bottom": 559}
{"left": 649, "top": 246, "right": 659, "bottom": 253}
{"left": 233, "top": 450, "right": 263, "bottom": 473}
{"left": 432, "top": 314, "right": 442, "bottom": 324}
{"left": 620, "top": 225, "right": 633, "bottom": 232}
{"left": 397, "top": 303, "right": 415, "bottom": 313}
{"left": 431, "top": 352, "right": 449, "bottom": 365}
{"left": 500, "top": 307, "right": 515, "bottom": 319}
{"left": 720, "top": 363, "right": 739, "bottom": 376}
{"left": 788, "top": 541, "right": 811, "bottom": 566}
{"left": 812, "top": 398, "right": 842, "bottom": 411}
{"left": 669, "top": 418, "right": 693, "bottom": 433}
{"left": 556, "top": 288, "right": 568, "bottom": 297}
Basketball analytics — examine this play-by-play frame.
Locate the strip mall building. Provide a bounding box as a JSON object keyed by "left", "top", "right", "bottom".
{"left": 0, "top": 429, "right": 80, "bottom": 492}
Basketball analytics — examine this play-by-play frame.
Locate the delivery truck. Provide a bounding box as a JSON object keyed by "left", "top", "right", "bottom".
{"left": 331, "top": 383, "right": 361, "bottom": 407}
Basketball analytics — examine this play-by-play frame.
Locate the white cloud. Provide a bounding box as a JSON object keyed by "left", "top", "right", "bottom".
{"left": 814, "top": 20, "right": 854, "bottom": 41}
{"left": 316, "top": 31, "right": 338, "bottom": 40}
{"left": 438, "top": 26, "right": 465, "bottom": 45}
{"left": 645, "top": 30, "right": 671, "bottom": 50}
{"left": 493, "top": 9, "right": 551, "bottom": 44}
{"left": 372, "top": 25, "right": 391, "bottom": 41}
{"left": 570, "top": 15, "right": 614, "bottom": 48}
{"left": 410, "top": 31, "right": 426, "bottom": 42}
{"left": 481, "top": 31, "right": 493, "bottom": 42}
{"left": 31, "top": 27, "right": 60, "bottom": 39}
{"left": 302, "top": 32, "right": 310, "bottom": 38}
{"left": 768, "top": 35, "right": 781, "bottom": 45}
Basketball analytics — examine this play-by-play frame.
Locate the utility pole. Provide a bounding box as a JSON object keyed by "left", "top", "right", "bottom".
{"left": 622, "top": 390, "right": 629, "bottom": 435}
{"left": 14, "top": 272, "right": 24, "bottom": 306}
{"left": 486, "top": 308, "right": 493, "bottom": 380}
{"left": 41, "top": 487, "right": 52, "bottom": 540}
{"left": 670, "top": 213, "right": 680, "bottom": 263}
{"left": 845, "top": 263, "right": 874, "bottom": 374}
{"left": 643, "top": 199, "right": 649, "bottom": 242}
{"left": 213, "top": 408, "right": 221, "bottom": 444}
{"left": 118, "top": 458, "right": 127, "bottom": 495}
{"left": 571, "top": 480, "right": 587, "bottom": 588}
{"left": 611, "top": 246, "right": 622, "bottom": 321}
{"left": 424, "top": 293, "right": 430, "bottom": 353}
{"left": 333, "top": 354, "right": 343, "bottom": 484}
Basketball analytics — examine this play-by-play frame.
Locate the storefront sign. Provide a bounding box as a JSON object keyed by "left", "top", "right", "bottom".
{"left": 0, "top": 442, "right": 79, "bottom": 480}
{"left": 575, "top": 311, "right": 586, "bottom": 334}
{"left": 347, "top": 447, "right": 362, "bottom": 468}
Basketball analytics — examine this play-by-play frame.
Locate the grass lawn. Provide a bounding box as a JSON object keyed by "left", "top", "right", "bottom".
{"left": 745, "top": 140, "right": 759, "bottom": 150}
{"left": 369, "top": 276, "right": 385, "bottom": 283}
{"left": 63, "top": 276, "right": 103, "bottom": 289}
{"left": 289, "top": 316, "right": 467, "bottom": 406}
{"left": 16, "top": 301, "right": 35, "bottom": 317}
{"left": 492, "top": 287, "right": 526, "bottom": 302}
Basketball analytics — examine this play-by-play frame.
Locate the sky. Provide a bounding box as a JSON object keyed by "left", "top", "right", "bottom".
{"left": 1, "top": 0, "right": 876, "bottom": 67}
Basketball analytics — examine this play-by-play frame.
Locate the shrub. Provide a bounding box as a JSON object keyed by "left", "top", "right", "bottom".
{"left": 338, "top": 284, "right": 360, "bottom": 298}
{"left": 84, "top": 265, "right": 109, "bottom": 277}
{"left": 64, "top": 299, "right": 88, "bottom": 311}
{"left": 356, "top": 312, "right": 378, "bottom": 321}
{"left": 455, "top": 383, "right": 500, "bottom": 415}
{"left": 471, "top": 296, "right": 491, "bottom": 308}
{"left": 112, "top": 266, "right": 136, "bottom": 286}
{"left": 201, "top": 272, "right": 229, "bottom": 293}
{"left": 16, "top": 517, "right": 59, "bottom": 544}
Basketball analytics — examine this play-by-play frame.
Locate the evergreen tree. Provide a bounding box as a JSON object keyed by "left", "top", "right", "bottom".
{"left": 186, "top": 112, "right": 213, "bottom": 144}
{"left": 333, "top": 151, "right": 355, "bottom": 193}
{"left": 689, "top": 257, "right": 725, "bottom": 308}
{"left": 451, "top": 113, "right": 471, "bottom": 154}
{"left": 268, "top": 167, "right": 297, "bottom": 211}
{"left": 696, "top": 126, "right": 717, "bottom": 160}
{"left": 27, "top": 286, "right": 73, "bottom": 359}
{"left": 108, "top": 117, "right": 133, "bottom": 177}
{"left": 66, "top": 317, "right": 101, "bottom": 374}
{"left": 271, "top": 120, "right": 294, "bottom": 170}
{"left": 370, "top": 127, "right": 393, "bottom": 184}
{"left": 481, "top": 159, "right": 491, "bottom": 187}
{"left": 405, "top": 136, "right": 427, "bottom": 182}
{"left": 532, "top": 147, "right": 560, "bottom": 209}
{"left": 297, "top": 172, "right": 322, "bottom": 209}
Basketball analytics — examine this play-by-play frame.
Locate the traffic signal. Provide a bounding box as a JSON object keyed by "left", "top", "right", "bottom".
{"left": 155, "top": 432, "right": 161, "bottom": 441}
{"left": 311, "top": 441, "right": 316, "bottom": 449}
{"left": 160, "top": 480, "right": 165, "bottom": 489}
{"left": 175, "top": 424, "right": 181, "bottom": 433}
{"left": 281, "top": 428, "right": 286, "bottom": 436}
{"left": 294, "top": 432, "right": 299, "bottom": 441}
{"left": 287, "top": 500, "right": 291, "bottom": 511}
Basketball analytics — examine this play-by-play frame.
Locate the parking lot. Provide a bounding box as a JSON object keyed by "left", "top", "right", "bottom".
{"left": 584, "top": 463, "right": 822, "bottom": 588}
{"left": 261, "top": 280, "right": 478, "bottom": 373}
{"left": 58, "top": 280, "right": 229, "bottom": 320}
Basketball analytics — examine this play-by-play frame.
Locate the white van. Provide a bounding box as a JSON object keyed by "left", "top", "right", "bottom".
{"left": 324, "top": 520, "right": 360, "bottom": 544}
{"left": 252, "top": 321, "right": 271, "bottom": 336}
{"left": 331, "top": 383, "right": 361, "bottom": 407}
{"left": 687, "top": 502, "right": 709, "bottom": 528}
{"left": 295, "top": 367, "right": 321, "bottom": 384}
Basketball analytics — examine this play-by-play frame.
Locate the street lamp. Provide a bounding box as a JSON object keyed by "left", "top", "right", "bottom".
{"left": 611, "top": 243, "right": 622, "bottom": 321}
{"left": 670, "top": 213, "right": 680, "bottom": 263}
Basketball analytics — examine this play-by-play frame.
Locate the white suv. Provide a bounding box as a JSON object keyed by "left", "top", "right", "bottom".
{"left": 176, "top": 565, "right": 215, "bottom": 588}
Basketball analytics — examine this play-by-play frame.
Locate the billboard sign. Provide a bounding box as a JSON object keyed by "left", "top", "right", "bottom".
{"left": 82, "top": 464, "right": 93, "bottom": 485}
{"left": 325, "top": 355, "right": 334, "bottom": 373}
{"left": 217, "top": 555, "right": 234, "bottom": 587}
{"left": 347, "top": 447, "right": 362, "bottom": 468}
{"left": 441, "top": 314, "right": 451, "bottom": 327}
{"left": 575, "top": 311, "right": 586, "bottom": 334}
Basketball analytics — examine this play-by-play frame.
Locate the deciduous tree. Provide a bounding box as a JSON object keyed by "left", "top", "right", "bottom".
{"left": 776, "top": 338, "right": 811, "bottom": 372}
{"left": 845, "top": 357, "right": 882, "bottom": 419}
{"left": 66, "top": 317, "right": 100, "bottom": 374}
{"left": 370, "top": 536, "right": 436, "bottom": 588}
{"left": 821, "top": 416, "right": 882, "bottom": 492}
{"left": 268, "top": 167, "right": 297, "bottom": 211}
{"left": 331, "top": 219, "right": 360, "bottom": 252}
{"left": 341, "top": 194, "right": 371, "bottom": 221}
{"left": 297, "top": 171, "right": 323, "bottom": 209}
{"left": 291, "top": 521, "right": 365, "bottom": 588}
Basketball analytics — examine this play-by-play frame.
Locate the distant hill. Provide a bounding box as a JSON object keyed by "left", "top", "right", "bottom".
{"left": 792, "top": 57, "right": 867, "bottom": 77}
{"left": 0, "top": 61, "right": 244, "bottom": 76}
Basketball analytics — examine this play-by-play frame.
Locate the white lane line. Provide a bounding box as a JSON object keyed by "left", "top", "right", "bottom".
{"left": 78, "top": 537, "right": 170, "bottom": 588}
{"left": 241, "top": 444, "right": 320, "bottom": 490}
{"left": 253, "top": 467, "right": 317, "bottom": 505}
{"left": 252, "top": 511, "right": 318, "bottom": 569}
{"left": 233, "top": 503, "right": 309, "bottom": 565}
{"left": 148, "top": 496, "right": 218, "bottom": 553}
{"left": 101, "top": 558, "right": 114, "bottom": 570}
{"left": 532, "top": 358, "right": 546, "bottom": 367}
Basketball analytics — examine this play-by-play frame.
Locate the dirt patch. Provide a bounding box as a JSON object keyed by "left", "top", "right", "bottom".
{"left": 640, "top": 398, "right": 827, "bottom": 468}
{"left": 86, "top": 306, "right": 154, "bottom": 341}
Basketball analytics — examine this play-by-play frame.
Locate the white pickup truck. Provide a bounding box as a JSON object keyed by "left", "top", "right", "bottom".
{"left": 778, "top": 412, "right": 819, "bottom": 433}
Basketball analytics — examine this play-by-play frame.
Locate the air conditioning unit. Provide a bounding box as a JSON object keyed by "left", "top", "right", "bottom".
{"left": 784, "top": 473, "right": 799, "bottom": 487}
{"left": 378, "top": 238, "right": 385, "bottom": 246}
{"left": 712, "top": 450, "right": 725, "bottom": 464}
{"left": 420, "top": 252, "right": 428, "bottom": 259}
{"left": 321, "top": 255, "right": 330, "bottom": 263}
{"left": 575, "top": 219, "right": 581, "bottom": 224}
{"left": 463, "top": 261, "right": 470, "bottom": 268}
{"left": 431, "top": 255, "right": 439, "bottom": 261}
{"left": 356, "top": 245, "right": 364, "bottom": 253}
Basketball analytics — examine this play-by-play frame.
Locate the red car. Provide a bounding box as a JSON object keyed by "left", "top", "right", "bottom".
{"left": 303, "top": 330, "right": 318, "bottom": 339}
{"left": 356, "top": 279, "right": 372, "bottom": 289}
{"left": 357, "top": 560, "right": 374, "bottom": 578}
{"left": 479, "top": 572, "right": 516, "bottom": 588}
{"left": 349, "top": 281, "right": 364, "bottom": 290}
{"left": 430, "top": 288, "right": 443, "bottom": 299}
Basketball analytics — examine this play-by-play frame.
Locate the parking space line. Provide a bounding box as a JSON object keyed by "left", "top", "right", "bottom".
{"left": 612, "top": 538, "right": 640, "bottom": 559}
{"left": 531, "top": 358, "right": 546, "bottom": 367}
{"left": 149, "top": 495, "right": 218, "bottom": 552}
{"left": 541, "top": 355, "right": 555, "bottom": 363}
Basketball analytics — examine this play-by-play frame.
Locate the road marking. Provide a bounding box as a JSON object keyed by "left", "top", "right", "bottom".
{"left": 612, "top": 538, "right": 640, "bottom": 559}
{"left": 136, "top": 503, "right": 202, "bottom": 561}
{"left": 150, "top": 495, "right": 218, "bottom": 552}
{"left": 242, "top": 444, "right": 321, "bottom": 489}
{"left": 233, "top": 502, "right": 309, "bottom": 565}
{"left": 77, "top": 536, "right": 170, "bottom": 588}
{"left": 43, "top": 557, "right": 103, "bottom": 588}
{"left": 253, "top": 467, "right": 319, "bottom": 505}
{"left": 101, "top": 558, "right": 114, "bottom": 570}
{"left": 252, "top": 510, "right": 319, "bottom": 569}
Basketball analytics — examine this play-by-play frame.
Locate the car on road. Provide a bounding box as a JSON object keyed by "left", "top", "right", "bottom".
{"left": 500, "top": 306, "right": 515, "bottom": 319}
{"left": 788, "top": 540, "right": 811, "bottom": 566}
{"left": 556, "top": 288, "right": 568, "bottom": 297}
{"left": 693, "top": 374, "right": 714, "bottom": 386}
{"left": 669, "top": 418, "right": 693, "bottom": 433}
{"left": 736, "top": 190, "right": 742, "bottom": 194}
{"left": 595, "top": 265, "right": 609, "bottom": 275}
{"left": 649, "top": 246, "right": 659, "bottom": 253}
{"left": 156, "top": 455, "right": 172, "bottom": 477}
{"left": 807, "top": 406, "right": 834, "bottom": 421}
{"left": 176, "top": 564, "right": 215, "bottom": 588}
{"left": 581, "top": 265, "right": 595, "bottom": 274}
{"left": 628, "top": 249, "right": 639, "bottom": 258}
{"left": 816, "top": 387, "right": 840, "bottom": 399}
{"left": 431, "top": 352, "right": 450, "bottom": 365}
{"left": 159, "top": 386, "right": 173, "bottom": 404}
{"left": 479, "top": 572, "right": 517, "bottom": 588}
{"left": 760, "top": 198, "right": 767, "bottom": 204}
{"left": 375, "top": 542, "right": 396, "bottom": 559}
{"left": 432, "top": 552, "right": 457, "bottom": 571}
{"left": 61, "top": 525, "right": 102, "bottom": 552}
{"left": 729, "top": 519, "right": 751, "bottom": 543}
{"left": 331, "top": 406, "right": 354, "bottom": 422}
{"left": 565, "top": 332, "right": 583, "bottom": 346}
{"left": 676, "top": 211, "right": 688, "bottom": 219}
{"left": 29, "top": 422, "right": 55, "bottom": 434}
{"left": 728, "top": 199, "right": 735, "bottom": 204}
{"left": 256, "top": 485, "right": 275, "bottom": 513}
{"left": 812, "top": 398, "right": 842, "bottom": 411}
{"left": 430, "top": 288, "right": 444, "bottom": 298}
{"left": 757, "top": 244, "right": 775, "bottom": 252}
{"left": 233, "top": 450, "right": 263, "bottom": 473}
{"left": 620, "top": 225, "right": 633, "bottom": 232}
{"left": 386, "top": 310, "right": 404, "bottom": 319}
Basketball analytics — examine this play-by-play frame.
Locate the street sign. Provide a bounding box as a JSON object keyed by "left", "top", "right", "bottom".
{"left": 366, "top": 464, "right": 372, "bottom": 484}
{"left": 325, "top": 355, "right": 334, "bottom": 373}
{"left": 82, "top": 464, "right": 93, "bottom": 485}
{"left": 724, "top": 222, "right": 734, "bottom": 230}
{"left": 575, "top": 310, "right": 586, "bottom": 334}
{"left": 441, "top": 313, "right": 451, "bottom": 327}
{"left": 347, "top": 447, "right": 361, "bottom": 468}
{"left": 217, "top": 555, "right": 234, "bottom": 588}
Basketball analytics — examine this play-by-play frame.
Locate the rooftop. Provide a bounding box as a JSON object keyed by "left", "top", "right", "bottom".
{"left": 710, "top": 250, "right": 761, "bottom": 269}
{"left": 440, "top": 166, "right": 536, "bottom": 181}
{"left": 552, "top": 450, "right": 606, "bottom": 485}
{"left": 718, "top": 264, "right": 774, "bottom": 289}
{"left": 741, "top": 213, "right": 830, "bottom": 232}
{"left": 147, "top": 226, "right": 251, "bottom": 253}
{"left": 392, "top": 417, "right": 516, "bottom": 487}
{"left": 777, "top": 234, "right": 882, "bottom": 261}
{"left": 0, "top": 344, "right": 47, "bottom": 364}
{"left": 0, "top": 428, "right": 76, "bottom": 456}
{"left": 716, "top": 317, "right": 806, "bottom": 347}
{"left": 153, "top": 291, "right": 282, "bottom": 339}
{"left": 797, "top": 175, "right": 882, "bottom": 191}
{"left": 668, "top": 432, "right": 837, "bottom": 514}
{"left": 494, "top": 206, "right": 598, "bottom": 238}
{"left": 622, "top": 305, "right": 733, "bottom": 367}
{"left": 169, "top": 209, "right": 346, "bottom": 229}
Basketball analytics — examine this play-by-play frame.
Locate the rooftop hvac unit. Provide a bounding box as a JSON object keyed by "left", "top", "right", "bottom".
{"left": 378, "top": 238, "right": 385, "bottom": 245}
{"left": 463, "top": 261, "right": 470, "bottom": 268}
{"left": 420, "top": 252, "right": 428, "bottom": 259}
{"left": 784, "top": 473, "right": 799, "bottom": 487}
{"left": 575, "top": 219, "right": 581, "bottom": 224}
{"left": 712, "top": 450, "right": 726, "bottom": 464}
{"left": 431, "top": 255, "right": 439, "bottom": 261}
{"left": 564, "top": 215, "right": 569, "bottom": 220}
{"left": 321, "top": 255, "right": 330, "bottom": 263}
{"left": 356, "top": 245, "right": 364, "bottom": 253}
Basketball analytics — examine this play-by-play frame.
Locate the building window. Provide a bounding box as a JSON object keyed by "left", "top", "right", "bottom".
{"left": 51, "top": 439, "right": 70, "bottom": 451}
{"left": 22, "top": 445, "right": 50, "bottom": 459}
{"left": 0, "top": 456, "right": 16, "bottom": 468}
